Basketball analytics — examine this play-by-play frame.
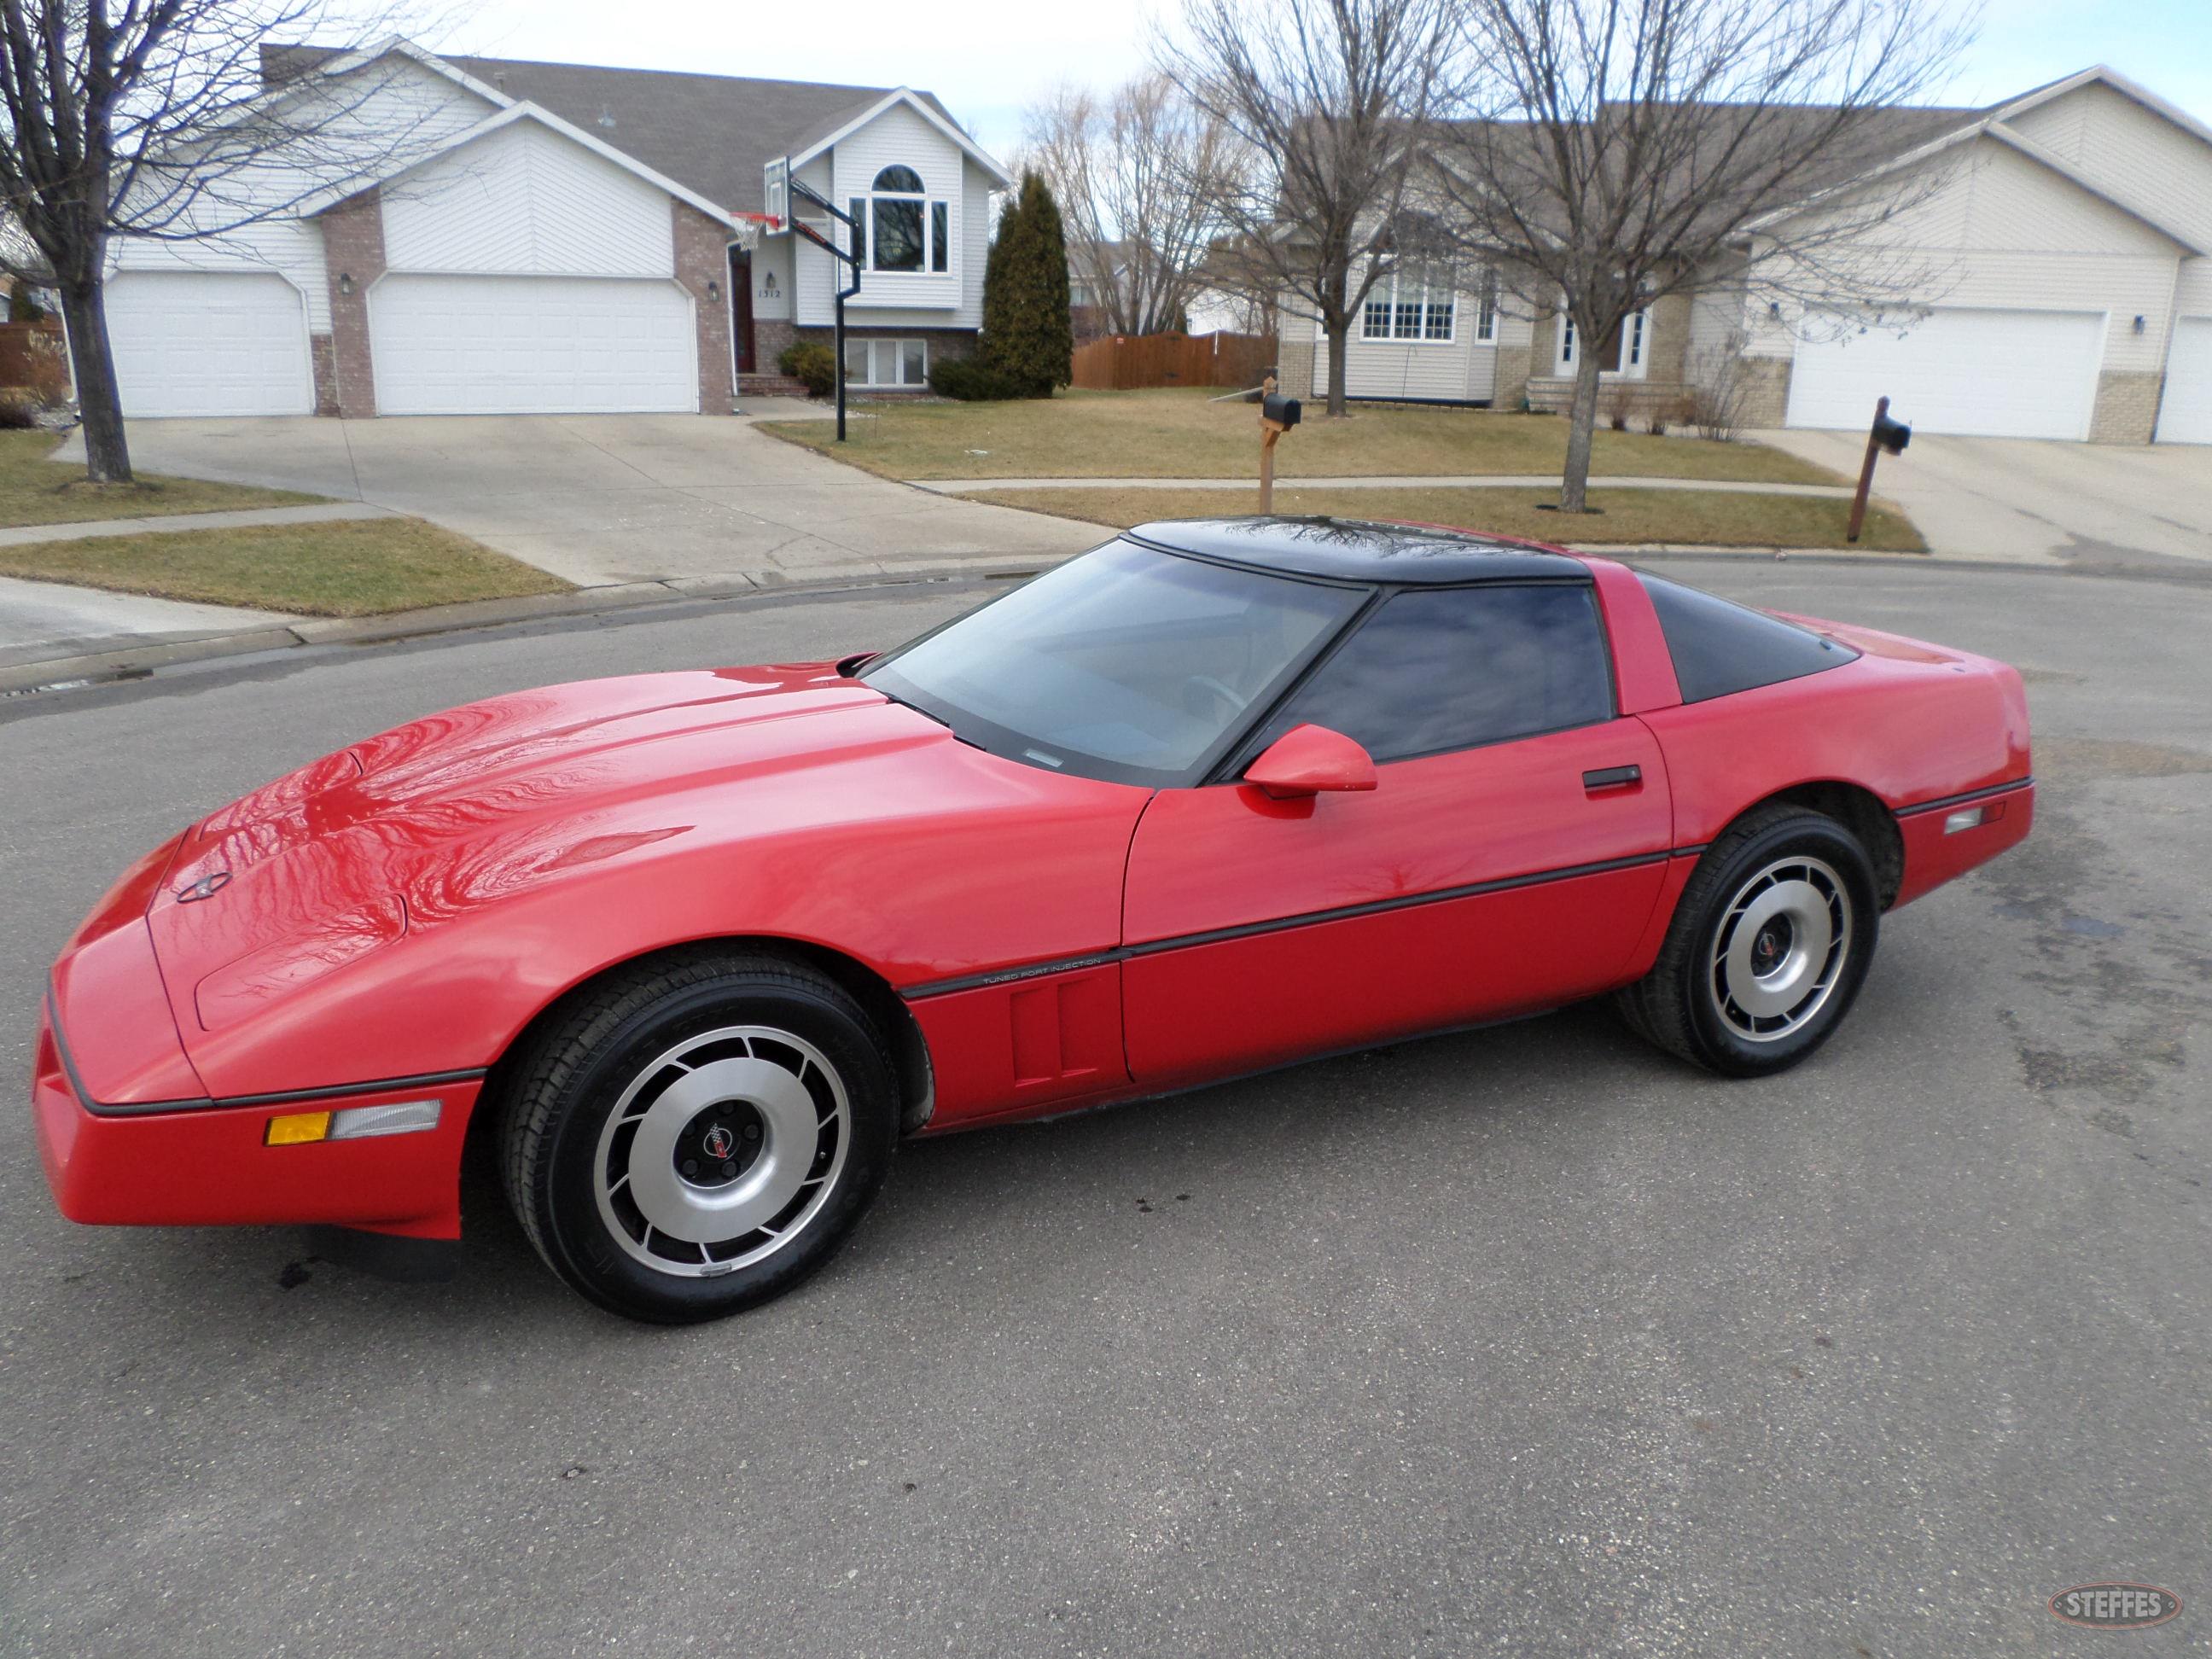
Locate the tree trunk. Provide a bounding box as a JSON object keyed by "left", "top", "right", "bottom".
{"left": 1558, "top": 329, "right": 1604, "bottom": 513}
{"left": 1324, "top": 317, "right": 1349, "bottom": 416}
{"left": 59, "top": 278, "right": 132, "bottom": 484}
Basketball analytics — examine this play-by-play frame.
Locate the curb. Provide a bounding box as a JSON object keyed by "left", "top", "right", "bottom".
{"left": 0, "top": 560, "right": 1047, "bottom": 697}
{"left": 8, "top": 538, "right": 2207, "bottom": 699}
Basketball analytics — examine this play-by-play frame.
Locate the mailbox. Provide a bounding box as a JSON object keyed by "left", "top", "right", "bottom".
{"left": 1263, "top": 393, "right": 1302, "bottom": 430}
{"left": 1872, "top": 409, "right": 1911, "bottom": 455}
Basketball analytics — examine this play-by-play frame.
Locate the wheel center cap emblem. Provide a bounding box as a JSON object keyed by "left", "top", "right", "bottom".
{"left": 701, "top": 1125, "right": 736, "bottom": 1161}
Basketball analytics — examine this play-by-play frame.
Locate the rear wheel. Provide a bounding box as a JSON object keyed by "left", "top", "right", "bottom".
{"left": 501, "top": 952, "right": 899, "bottom": 1323}
{"left": 1616, "top": 805, "right": 1879, "bottom": 1077}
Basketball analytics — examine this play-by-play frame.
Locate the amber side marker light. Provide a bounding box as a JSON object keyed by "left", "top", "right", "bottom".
{"left": 264, "top": 1101, "right": 442, "bottom": 1146}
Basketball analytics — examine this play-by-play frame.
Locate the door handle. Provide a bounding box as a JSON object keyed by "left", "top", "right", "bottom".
{"left": 1582, "top": 765, "right": 1642, "bottom": 790}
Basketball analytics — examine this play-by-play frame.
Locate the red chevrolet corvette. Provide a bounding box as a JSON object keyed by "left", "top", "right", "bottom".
{"left": 33, "top": 519, "right": 2032, "bottom": 1322}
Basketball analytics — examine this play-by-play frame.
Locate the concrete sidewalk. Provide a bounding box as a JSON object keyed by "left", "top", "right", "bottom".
{"left": 0, "top": 501, "right": 391, "bottom": 549}
{"left": 0, "top": 575, "right": 292, "bottom": 673}
{"left": 918, "top": 474, "right": 1859, "bottom": 497}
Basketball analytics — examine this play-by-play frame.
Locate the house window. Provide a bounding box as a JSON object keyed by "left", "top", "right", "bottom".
{"left": 1360, "top": 270, "right": 1455, "bottom": 343}
{"left": 843, "top": 337, "right": 930, "bottom": 387}
{"left": 1557, "top": 308, "right": 1650, "bottom": 377}
{"left": 851, "top": 165, "right": 952, "bottom": 276}
{"left": 1476, "top": 272, "right": 1497, "bottom": 342}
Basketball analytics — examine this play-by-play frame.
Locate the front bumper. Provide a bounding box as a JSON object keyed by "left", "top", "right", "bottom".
{"left": 33, "top": 1000, "right": 480, "bottom": 1240}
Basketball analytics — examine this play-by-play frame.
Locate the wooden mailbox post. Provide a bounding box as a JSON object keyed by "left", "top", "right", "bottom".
{"left": 1258, "top": 372, "right": 1301, "bottom": 514}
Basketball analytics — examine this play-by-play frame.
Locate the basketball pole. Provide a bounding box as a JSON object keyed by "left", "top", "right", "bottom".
{"left": 785, "top": 172, "right": 864, "bottom": 443}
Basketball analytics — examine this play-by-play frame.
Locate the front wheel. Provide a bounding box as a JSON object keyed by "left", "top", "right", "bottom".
{"left": 1615, "top": 805, "right": 1879, "bottom": 1077}
{"left": 500, "top": 952, "right": 899, "bottom": 1323}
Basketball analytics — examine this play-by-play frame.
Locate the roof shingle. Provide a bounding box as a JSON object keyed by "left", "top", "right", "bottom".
{"left": 262, "top": 45, "right": 963, "bottom": 214}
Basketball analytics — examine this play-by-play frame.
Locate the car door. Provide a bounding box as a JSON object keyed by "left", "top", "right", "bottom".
{"left": 1120, "top": 579, "right": 1674, "bottom": 1087}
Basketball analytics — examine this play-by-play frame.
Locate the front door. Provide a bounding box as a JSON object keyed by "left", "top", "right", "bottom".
{"left": 731, "top": 249, "right": 757, "bottom": 375}
{"left": 1121, "top": 581, "right": 1674, "bottom": 1086}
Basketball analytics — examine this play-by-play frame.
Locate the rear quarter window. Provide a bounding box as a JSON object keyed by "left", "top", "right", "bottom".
{"left": 1639, "top": 573, "right": 1860, "bottom": 704}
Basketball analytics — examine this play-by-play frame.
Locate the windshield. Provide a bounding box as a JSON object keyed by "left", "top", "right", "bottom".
{"left": 863, "top": 540, "right": 1365, "bottom": 785}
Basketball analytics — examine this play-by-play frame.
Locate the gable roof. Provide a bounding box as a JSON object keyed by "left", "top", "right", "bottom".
{"left": 1742, "top": 69, "right": 2208, "bottom": 253}
{"left": 261, "top": 44, "right": 988, "bottom": 214}
{"left": 1429, "top": 100, "right": 1987, "bottom": 247}
{"left": 288, "top": 96, "right": 749, "bottom": 233}
{"left": 1987, "top": 63, "right": 2212, "bottom": 155}
{"left": 783, "top": 87, "right": 1013, "bottom": 188}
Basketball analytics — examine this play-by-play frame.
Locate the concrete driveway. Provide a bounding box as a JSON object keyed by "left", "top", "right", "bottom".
{"left": 1757, "top": 428, "right": 2212, "bottom": 570}
{"left": 59, "top": 413, "right": 1100, "bottom": 589}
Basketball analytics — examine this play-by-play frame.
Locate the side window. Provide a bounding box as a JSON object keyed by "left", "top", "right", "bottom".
{"left": 1639, "top": 573, "right": 1859, "bottom": 703}
{"left": 1256, "top": 584, "right": 1615, "bottom": 764}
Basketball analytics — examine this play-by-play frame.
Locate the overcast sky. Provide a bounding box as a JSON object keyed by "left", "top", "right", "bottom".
{"left": 431, "top": 0, "right": 2212, "bottom": 164}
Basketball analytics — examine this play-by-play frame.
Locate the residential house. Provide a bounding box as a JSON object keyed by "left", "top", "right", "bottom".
{"left": 101, "top": 39, "right": 1011, "bottom": 418}
{"left": 1275, "top": 67, "right": 2212, "bottom": 445}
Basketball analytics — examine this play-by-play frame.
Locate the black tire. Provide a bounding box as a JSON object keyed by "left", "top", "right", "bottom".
{"left": 500, "top": 949, "right": 899, "bottom": 1324}
{"left": 1615, "top": 804, "right": 1879, "bottom": 1078}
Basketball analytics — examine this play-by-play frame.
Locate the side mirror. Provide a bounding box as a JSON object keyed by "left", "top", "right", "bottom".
{"left": 1242, "top": 724, "right": 1377, "bottom": 800}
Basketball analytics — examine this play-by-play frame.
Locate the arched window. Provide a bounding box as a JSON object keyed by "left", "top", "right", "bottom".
{"left": 848, "top": 163, "right": 952, "bottom": 276}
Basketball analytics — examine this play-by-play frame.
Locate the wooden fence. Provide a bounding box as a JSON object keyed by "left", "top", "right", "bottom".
{"left": 0, "top": 318, "right": 69, "bottom": 398}
{"left": 1070, "top": 330, "right": 1277, "bottom": 392}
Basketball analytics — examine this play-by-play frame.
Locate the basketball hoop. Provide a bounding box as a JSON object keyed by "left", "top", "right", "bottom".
{"left": 730, "top": 210, "right": 780, "bottom": 252}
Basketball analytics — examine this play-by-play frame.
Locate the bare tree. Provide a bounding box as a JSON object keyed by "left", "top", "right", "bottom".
{"left": 0, "top": 3, "right": 447, "bottom": 481}
{"left": 1434, "top": 0, "right": 1975, "bottom": 510}
{"left": 1155, "top": 0, "right": 1452, "bottom": 416}
{"left": 1022, "top": 74, "right": 1234, "bottom": 339}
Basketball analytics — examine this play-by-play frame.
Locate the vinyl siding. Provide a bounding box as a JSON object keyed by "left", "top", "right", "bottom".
{"left": 1747, "top": 137, "right": 2185, "bottom": 377}
{"left": 2175, "top": 256, "right": 2212, "bottom": 314}
{"left": 2006, "top": 81, "right": 2212, "bottom": 252}
{"left": 790, "top": 106, "right": 989, "bottom": 329}
{"left": 1310, "top": 270, "right": 1504, "bottom": 402}
{"left": 108, "top": 55, "right": 494, "bottom": 332}
{"left": 791, "top": 154, "right": 841, "bottom": 326}
{"left": 1686, "top": 281, "right": 1743, "bottom": 379}
{"left": 832, "top": 102, "right": 964, "bottom": 317}
{"left": 381, "top": 119, "right": 677, "bottom": 276}
{"left": 750, "top": 234, "right": 793, "bottom": 321}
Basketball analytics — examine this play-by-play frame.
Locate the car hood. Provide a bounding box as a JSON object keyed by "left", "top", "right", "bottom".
{"left": 148, "top": 664, "right": 969, "bottom": 1033}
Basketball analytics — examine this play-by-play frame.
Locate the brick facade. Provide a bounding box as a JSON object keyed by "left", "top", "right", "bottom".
{"left": 1733, "top": 358, "right": 1793, "bottom": 429}
{"left": 1275, "top": 337, "right": 1314, "bottom": 400}
{"left": 1490, "top": 335, "right": 1532, "bottom": 410}
{"left": 2088, "top": 370, "right": 2162, "bottom": 443}
{"left": 309, "top": 334, "right": 339, "bottom": 416}
{"left": 319, "top": 186, "right": 386, "bottom": 418}
{"left": 754, "top": 317, "right": 798, "bottom": 371}
{"left": 674, "top": 201, "right": 734, "bottom": 413}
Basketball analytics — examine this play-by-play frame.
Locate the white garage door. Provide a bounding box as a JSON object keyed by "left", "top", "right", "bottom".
{"left": 107, "top": 271, "right": 314, "bottom": 418}
{"left": 370, "top": 275, "right": 696, "bottom": 415}
{"left": 2155, "top": 316, "right": 2212, "bottom": 445}
{"left": 1786, "top": 307, "right": 2104, "bottom": 440}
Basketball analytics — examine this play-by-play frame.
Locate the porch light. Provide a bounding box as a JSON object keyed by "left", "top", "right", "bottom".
{"left": 707, "top": 279, "right": 720, "bottom": 300}
{"left": 2133, "top": 314, "right": 2146, "bottom": 334}
{"left": 338, "top": 272, "right": 354, "bottom": 296}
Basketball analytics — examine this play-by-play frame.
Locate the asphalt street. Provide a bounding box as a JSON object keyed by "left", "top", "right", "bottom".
{"left": 1, "top": 557, "right": 2205, "bottom": 1656}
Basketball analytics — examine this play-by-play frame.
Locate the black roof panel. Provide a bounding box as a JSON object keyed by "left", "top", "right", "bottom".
{"left": 1127, "top": 517, "right": 1588, "bottom": 585}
